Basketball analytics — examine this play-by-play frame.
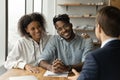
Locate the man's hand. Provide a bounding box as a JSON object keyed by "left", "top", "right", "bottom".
{"left": 25, "top": 64, "right": 40, "bottom": 73}
{"left": 68, "top": 69, "right": 80, "bottom": 80}
{"left": 81, "top": 33, "right": 90, "bottom": 39}
{"left": 51, "top": 59, "right": 68, "bottom": 73}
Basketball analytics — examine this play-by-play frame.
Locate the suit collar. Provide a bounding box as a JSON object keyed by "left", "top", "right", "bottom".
{"left": 102, "top": 39, "right": 120, "bottom": 48}
{"left": 101, "top": 38, "right": 118, "bottom": 48}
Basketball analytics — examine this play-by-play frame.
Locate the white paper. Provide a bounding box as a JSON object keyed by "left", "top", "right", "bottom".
{"left": 44, "top": 70, "right": 68, "bottom": 77}
{"left": 8, "top": 75, "right": 38, "bottom": 80}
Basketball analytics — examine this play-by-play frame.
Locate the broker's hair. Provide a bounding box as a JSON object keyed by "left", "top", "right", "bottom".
{"left": 96, "top": 6, "right": 120, "bottom": 37}
{"left": 18, "top": 12, "right": 46, "bottom": 37}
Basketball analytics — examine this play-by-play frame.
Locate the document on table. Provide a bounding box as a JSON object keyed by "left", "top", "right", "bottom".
{"left": 7, "top": 75, "right": 38, "bottom": 80}
{"left": 44, "top": 70, "right": 68, "bottom": 77}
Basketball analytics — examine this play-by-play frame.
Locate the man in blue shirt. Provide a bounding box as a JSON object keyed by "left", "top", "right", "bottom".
{"left": 68, "top": 6, "right": 120, "bottom": 80}
{"left": 38, "top": 14, "right": 93, "bottom": 73}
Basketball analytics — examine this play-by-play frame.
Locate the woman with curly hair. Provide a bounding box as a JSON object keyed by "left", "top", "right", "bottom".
{"left": 4, "top": 12, "right": 51, "bottom": 73}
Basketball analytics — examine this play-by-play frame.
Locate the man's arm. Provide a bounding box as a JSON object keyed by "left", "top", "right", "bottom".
{"left": 39, "top": 60, "right": 67, "bottom": 73}
{"left": 68, "top": 53, "right": 98, "bottom": 80}
{"left": 70, "top": 62, "right": 83, "bottom": 72}
{"left": 77, "top": 53, "right": 98, "bottom": 80}
{"left": 38, "top": 36, "right": 57, "bottom": 71}
{"left": 39, "top": 59, "right": 83, "bottom": 73}
{"left": 82, "top": 38, "right": 94, "bottom": 62}
{"left": 38, "top": 60, "right": 52, "bottom": 71}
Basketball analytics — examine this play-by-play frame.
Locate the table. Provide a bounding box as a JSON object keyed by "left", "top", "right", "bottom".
{"left": 0, "top": 67, "right": 72, "bottom": 80}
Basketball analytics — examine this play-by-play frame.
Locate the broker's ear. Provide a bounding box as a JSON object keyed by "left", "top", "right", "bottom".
{"left": 99, "top": 24, "right": 106, "bottom": 35}
{"left": 97, "top": 24, "right": 102, "bottom": 33}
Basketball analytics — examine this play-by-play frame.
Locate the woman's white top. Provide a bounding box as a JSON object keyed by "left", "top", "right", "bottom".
{"left": 4, "top": 34, "right": 51, "bottom": 69}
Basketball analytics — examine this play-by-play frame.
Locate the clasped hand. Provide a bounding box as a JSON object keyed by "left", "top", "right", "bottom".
{"left": 51, "top": 59, "right": 68, "bottom": 73}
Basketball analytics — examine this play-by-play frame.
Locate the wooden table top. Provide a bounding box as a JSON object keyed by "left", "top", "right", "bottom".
{"left": 0, "top": 67, "right": 72, "bottom": 80}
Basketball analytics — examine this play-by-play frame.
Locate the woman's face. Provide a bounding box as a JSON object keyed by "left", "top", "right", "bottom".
{"left": 55, "top": 21, "right": 74, "bottom": 41}
{"left": 25, "top": 21, "right": 43, "bottom": 42}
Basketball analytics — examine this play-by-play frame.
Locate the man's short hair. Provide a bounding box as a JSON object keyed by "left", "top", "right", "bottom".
{"left": 96, "top": 6, "right": 120, "bottom": 37}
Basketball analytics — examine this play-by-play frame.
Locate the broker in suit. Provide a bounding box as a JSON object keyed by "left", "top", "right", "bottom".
{"left": 68, "top": 6, "right": 120, "bottom": 80}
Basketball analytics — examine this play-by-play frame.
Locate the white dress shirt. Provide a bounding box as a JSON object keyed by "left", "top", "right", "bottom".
{"left": 101, "top": 38, "right": 119, "bottom": 48}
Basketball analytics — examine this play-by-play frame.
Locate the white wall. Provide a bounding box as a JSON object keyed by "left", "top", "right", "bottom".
{"left": 42, "top": 0, "right": 56, "bottom": 35}
{"left": 26, "top": 0, "right": 33, "bottom": 14}
{"left": 0, "top": 0, "right": 6, "bottom": 66}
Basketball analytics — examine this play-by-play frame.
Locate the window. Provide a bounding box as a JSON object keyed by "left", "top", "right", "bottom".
{"left": 7, "top": 0, "right": 43, "bottom": 54}
{"left": 34, "top": 0, "right": 42, "bottom": 13}
{"left": 8, "top": 0, "right": 25, "bottom": 53}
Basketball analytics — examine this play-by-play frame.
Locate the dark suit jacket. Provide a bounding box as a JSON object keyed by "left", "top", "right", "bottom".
{"left": 77, "top": 40, "right": 120, "bottom": 80}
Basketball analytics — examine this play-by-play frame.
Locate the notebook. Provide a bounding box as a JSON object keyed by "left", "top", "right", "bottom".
{"left": 44, "top": 70, "right": 68, "bottom": 77}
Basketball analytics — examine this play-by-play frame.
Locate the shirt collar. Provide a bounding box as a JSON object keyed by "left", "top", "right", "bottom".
{"left": 58, "top": 34, "right": 78, "bottom": 41}
{"left": 101, "top": 38, "right": 119, "bottom": 48}
{"left": 28, "top": 37, "right": 42, "bottom": 45}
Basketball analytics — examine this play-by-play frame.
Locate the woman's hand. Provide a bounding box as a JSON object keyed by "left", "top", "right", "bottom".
{"left": 24, "top": 64, "right": 40, "bottom": 73}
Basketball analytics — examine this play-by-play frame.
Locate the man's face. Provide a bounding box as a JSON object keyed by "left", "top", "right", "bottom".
{"left": 55, "top": 21, "right": 73, "bottom": 41}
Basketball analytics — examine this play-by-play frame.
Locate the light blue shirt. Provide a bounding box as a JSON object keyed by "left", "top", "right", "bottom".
{"left": 38, "top": 34, "right": 93, "bottom": 65}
